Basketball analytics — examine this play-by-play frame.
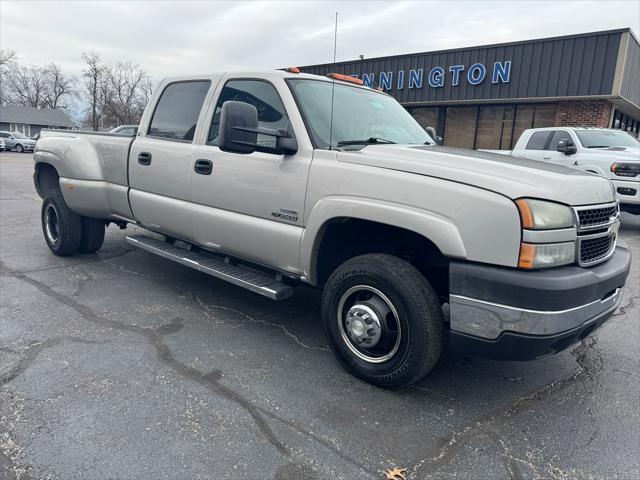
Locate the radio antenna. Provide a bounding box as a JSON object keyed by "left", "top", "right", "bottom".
{"left": 328, "top": 12, "right": 338, "bottom": 151}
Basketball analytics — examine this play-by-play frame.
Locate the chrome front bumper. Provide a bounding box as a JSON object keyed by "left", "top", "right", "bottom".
{"left": 448, "top": 243, "right": 631, "bottom": 360}
{"left": 450, "top": 287, "right": 623, "bottom": 340}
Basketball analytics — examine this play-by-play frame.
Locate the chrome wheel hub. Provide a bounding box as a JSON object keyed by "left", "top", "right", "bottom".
{"left": 44, "top": 203, "right": 60, "bottom": 244}
{"left": 345, "top": 304, "right": 382, "bottom": 347}
{"left": 337, "top": 285, "right": 402, "bottom": 364}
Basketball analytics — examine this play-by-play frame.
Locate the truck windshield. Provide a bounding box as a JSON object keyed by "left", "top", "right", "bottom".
{"left": 575, "top": 130, "right": 639, "bottom": 148}
{"left": 288, "top": 79, "right": 433, "bottom": 149}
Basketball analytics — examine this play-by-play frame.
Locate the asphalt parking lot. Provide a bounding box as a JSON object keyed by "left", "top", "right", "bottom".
{"left": 1, "top": 150, "right": 638, "bottom": 480}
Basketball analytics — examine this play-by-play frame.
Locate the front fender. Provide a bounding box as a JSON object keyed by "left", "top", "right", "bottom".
{"left": 300, "top": 196, "right": 467, "bottom": 284}
{"left": 576, "top": 164, "right": 608, "bottom": 177}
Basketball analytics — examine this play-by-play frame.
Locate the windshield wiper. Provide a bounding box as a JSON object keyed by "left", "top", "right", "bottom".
{"left": 337, "top": 137, "right": 396, "bottom": 147}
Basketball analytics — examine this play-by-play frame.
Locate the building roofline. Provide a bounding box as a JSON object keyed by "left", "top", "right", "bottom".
{"left": 301, "top": 28, "right": 636, "bottom": 68}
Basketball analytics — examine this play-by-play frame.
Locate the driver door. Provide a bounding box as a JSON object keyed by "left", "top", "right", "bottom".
{"left": 190, "top": 78, "right": 312, "bottom": 274}
{"left": 542, "top": 130, "right": 576, "bottom": 167}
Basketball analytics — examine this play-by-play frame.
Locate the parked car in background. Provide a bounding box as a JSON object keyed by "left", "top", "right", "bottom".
{"left": 0, "top": 131, "right": 37, "bottom": 153}
{"left": 109, "top": 125, "right": 138, "bottom": 136}
{"left": 483, "top": 128, "right": 640, "bottom": 215}
{"left": 0, "top": 138, "right": 6, "bottom": 151}
{"left": 33, "top": 70, "right": 631, "bottom": 387}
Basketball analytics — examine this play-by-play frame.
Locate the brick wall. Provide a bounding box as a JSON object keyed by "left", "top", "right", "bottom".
{"left": 554, "top": 100, "right": 612, "bottom": 128}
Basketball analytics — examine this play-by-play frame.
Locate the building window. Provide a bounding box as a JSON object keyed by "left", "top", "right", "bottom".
{"left": 612, "top": 110, "right": 640, "bottom": 137}
{"left": 443, "top": 106, "right": 477, "bottom": 149}
{"left": 410, "top": 107, "right": 439, "bottom": 131}
{"left": 511, "top": 104, "right": 556, "bottom": 149}
{"left": 413, "top": 103, "right": 557, "bottom": 150}
{"left": 9, "top": 124, "right": 31, "bottom": 136}
{"left": 476, "top": 106, "right": 515, "bottom": 150}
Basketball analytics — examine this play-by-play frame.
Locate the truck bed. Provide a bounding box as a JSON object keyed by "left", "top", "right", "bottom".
{"left": 35, "top": 130, "right": 136, "bottom": 221}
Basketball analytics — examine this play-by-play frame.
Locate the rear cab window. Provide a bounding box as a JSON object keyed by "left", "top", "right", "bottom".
{"left": 147, "top": 80, "right": 211, "bottom": 142}
{"left": 525, "top": 131, "right": 552, "bottom": 150}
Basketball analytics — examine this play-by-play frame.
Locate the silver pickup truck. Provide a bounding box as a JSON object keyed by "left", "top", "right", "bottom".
{"left": 33, "top": 70, "right": 631, "bottom": 387}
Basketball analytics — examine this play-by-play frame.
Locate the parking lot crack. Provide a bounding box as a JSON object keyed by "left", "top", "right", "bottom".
{"left": 610, "top": 294, "right": 638, "bottom": 318}
{"left": 2, "top": 260, "right": 289, "bottom": 456}
{"left": 410, "top": 338, "right": 600, "bottom": 478}
{"left": 192, "top": 294, "right": 329, "bottom": 351}
{"left": 109, "top": 260, "right": 328, "bottom": 351}
{"left": 0, "top": 337, "right": 117, "bottom": 386}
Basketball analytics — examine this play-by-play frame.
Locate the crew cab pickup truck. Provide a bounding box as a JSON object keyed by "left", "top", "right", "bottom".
{"left": 33, "top": 71, "right": 631, "bottom": 387}
{"left": 484, "top": 127, "right": 640, "bottom": 215}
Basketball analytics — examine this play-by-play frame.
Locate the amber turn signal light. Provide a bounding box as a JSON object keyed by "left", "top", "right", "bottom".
{"left": 515, "top": 199, "right": 534, "bottom": 229}
{"left": 518, "top": 243, "right": 536, "bottom": 269}
{"left": 326, "top": 73, "right": 364, "bottom": 85}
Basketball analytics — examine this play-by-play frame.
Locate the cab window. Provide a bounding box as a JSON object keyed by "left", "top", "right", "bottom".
{"left": 547, "top": 130, "right": 572, "bottom": 150}
{"left": 525, "top": 131, "right": 552, "bottom": 150}
{"left": 148, "top": 80, "right": 211, "bottom": 142}
{"left": 208, "top": 80, "right": 290, "bottom": 148}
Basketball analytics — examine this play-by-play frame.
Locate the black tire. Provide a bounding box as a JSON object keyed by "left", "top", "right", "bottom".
{"left": 41, "top": 193, "right": 82, "bottom": 256}
{"left": 321, "top": 254, "right": 443, "bottom": 388}
{"left": 15, "top": 144, "right": 24, "bottom": 153}
{"left": 79, "top": 217, "right": 106, "bottom": 253}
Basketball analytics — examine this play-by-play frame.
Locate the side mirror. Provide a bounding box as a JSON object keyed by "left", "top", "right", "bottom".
{"left": 557, "top": 139, "right": 577, "bottom": 155}
{"left": 219, "top": 101, "right": 259, "bottom": 154}
{"left": 218, "top": 101, "right": 298, "bottom": 156}
{"left": 425, "top": 126, "right": 443, "bottom": 146}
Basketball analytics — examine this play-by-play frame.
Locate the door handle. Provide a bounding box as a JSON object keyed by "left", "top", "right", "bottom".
{"left": 194, "top": 159, "right": 213, "bottom": 175}
{"left": 543, "top": 156, "right": 551, "bottom": 160}
{"left": 138, "top": 152, "right": 152, "bottom": 165}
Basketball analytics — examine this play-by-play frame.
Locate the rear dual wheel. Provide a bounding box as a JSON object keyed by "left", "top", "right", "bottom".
{"left": 322, "top": 254, "right": 443, "bottom": 388}
{"left": 41, "top": 193, "right": 105, "bottom": 256}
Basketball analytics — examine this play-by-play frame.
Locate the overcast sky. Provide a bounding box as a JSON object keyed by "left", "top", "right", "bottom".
{"left": 2, "top": 0, "right": 639, "bottom": 78}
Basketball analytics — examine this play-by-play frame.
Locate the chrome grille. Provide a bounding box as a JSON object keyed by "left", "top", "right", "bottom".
{"left": 580, "top": 234, "right": 615, "bottom": 264}
{"left": 577, "top": 205, "right": 618, "bottom": 227}
{"left": 573, "top": 202, "right": 619, "bottom": 267}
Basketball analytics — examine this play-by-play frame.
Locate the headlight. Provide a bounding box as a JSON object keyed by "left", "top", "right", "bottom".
{"left": 516, "top": 199, "right": 574, "bottom": 230}
{"left": 611, "top": 163, "right": 640, "bottom": 178}
{"left": 519, "top": 242, "right": 575, "bottom": 269}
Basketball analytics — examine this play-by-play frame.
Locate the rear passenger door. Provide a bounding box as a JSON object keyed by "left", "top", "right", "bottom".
{"left": 521, "top": 131, "right": 553, "bottom": 162}
{"left": 129, "top": 80, "right": 213, "bottom": 240}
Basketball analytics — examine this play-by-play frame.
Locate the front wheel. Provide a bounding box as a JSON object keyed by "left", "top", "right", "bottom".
{"left": 41, "top": 194, "right": 82, "bottom": 256}
{"left": 321, "top": 254, "right": 443, "bottom": 388}
{"left": 15, "top": 144, "right": 24, "bottom": 153}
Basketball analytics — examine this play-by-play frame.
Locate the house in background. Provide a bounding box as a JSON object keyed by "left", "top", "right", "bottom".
{"left": 0, "top": 105, "right": 74, "bottom": 136}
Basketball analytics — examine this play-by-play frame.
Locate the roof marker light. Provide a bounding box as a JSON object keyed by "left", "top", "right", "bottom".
{"left": 326, "top": 73, "right": 364, "bottom": 85}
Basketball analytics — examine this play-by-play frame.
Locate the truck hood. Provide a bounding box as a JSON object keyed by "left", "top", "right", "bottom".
{"left": 583, "top": 146, "right": 640, "bottom": 160}
{"left": 337, "top": 145, "right": 615, "bottom": 206}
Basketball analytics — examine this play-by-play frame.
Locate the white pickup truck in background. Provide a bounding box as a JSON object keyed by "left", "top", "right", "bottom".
{"left": 483, "top": 127, "right": 640, "bottom": 215}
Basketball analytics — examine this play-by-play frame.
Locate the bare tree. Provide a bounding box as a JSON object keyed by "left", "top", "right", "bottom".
{"left": 4, "top": 63, "right": 47, "bottom": 107}
{"left": 82, "top": 52, "right": 108, "bottom": 131}
{"left": 0, "top": 49, "right": 17, "bottom": 67}
{"left": 139, "top": 77, "right": 155, "bottom": 115}
{"left": 106, "top": 61, "right": 149, "bottom": 125}
{"left": 41, "top": 63, "right": 75, "bottom": 109}
{"left": 0, "top": 49, "right": 17, "bottom": 104}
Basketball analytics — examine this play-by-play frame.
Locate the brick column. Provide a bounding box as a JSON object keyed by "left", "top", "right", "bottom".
{"left": 554, "top": 100, "right": 612, "bottom": 128}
